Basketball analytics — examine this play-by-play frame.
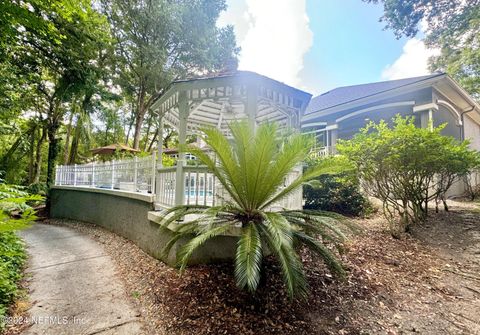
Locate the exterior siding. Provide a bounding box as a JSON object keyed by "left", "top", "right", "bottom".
{"left": 465, "top": 114, "right": 480, "bottom": 150}
{"left": 312, "top": 87, "right": 433, "bottom": 126}
{"left": 304, "top": 82, "right": 480, "bottom": 198}
{"left": 434, "top": 106, "right": 462, "bottom": 140}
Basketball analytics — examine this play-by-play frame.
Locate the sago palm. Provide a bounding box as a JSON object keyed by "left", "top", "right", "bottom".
{"left": 159, "top": 121, "right": 349, "bottom": 298}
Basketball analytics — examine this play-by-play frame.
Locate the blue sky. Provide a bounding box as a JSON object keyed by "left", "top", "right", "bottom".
{"left": 218, "top": 0, "right": 438, "bottom": 95}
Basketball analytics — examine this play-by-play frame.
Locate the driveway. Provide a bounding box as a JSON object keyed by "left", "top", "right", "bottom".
{"left": 19, "top": 223, "right": 143, "bottom": 335}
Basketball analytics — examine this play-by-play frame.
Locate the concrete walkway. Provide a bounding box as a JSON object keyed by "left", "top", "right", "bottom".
{"left": 19, "top": 224, "right": 143, "bottom": 335}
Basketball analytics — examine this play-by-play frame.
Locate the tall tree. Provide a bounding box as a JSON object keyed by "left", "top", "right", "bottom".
{"left": 5, "top": 1, "right": 112, "bottom": 188}
{"left": 364, "top": 0, "right": 480, "bottom": 99}
{"left": 104, "top": 0, "right": 239, "bottom": 149}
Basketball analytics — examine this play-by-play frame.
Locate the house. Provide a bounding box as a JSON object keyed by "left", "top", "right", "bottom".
{"left": 302, "top": 72, "right": 480, "bottom": 194}
{"left": 302, "top": 73, "right": 480, "bottom": 154}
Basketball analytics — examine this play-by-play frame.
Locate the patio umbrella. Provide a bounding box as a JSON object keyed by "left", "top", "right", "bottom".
{"left": 90, "top": 143, "right": 140, "bottom": 155}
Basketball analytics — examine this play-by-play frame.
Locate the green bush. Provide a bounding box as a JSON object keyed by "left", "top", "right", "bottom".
{"left": 303, "top": 172, "right": 371, "bottom": 217}
{"left": 337, "top": 115, "right": 480, "bottom": 234}
{"left": 0, "top": 180, "right": 43, "bottom": 232}
{"left": 0, "top": 232, "right": 26, "bottom": 327}
{"left": 26, "top": 182, "right": 48, "bottom": 196}
{"left": 0, "top": 179, "right": 40, "bottom": 328}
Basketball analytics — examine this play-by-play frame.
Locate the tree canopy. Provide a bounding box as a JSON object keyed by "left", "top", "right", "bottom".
{"left": 365, "top": 0, "right": 480, "bottom": 98}
{"left": 103, "top": 0, "right": 239, "bottom": 149}
{"left": 0, "top": 0, "right": 238, "bottom": 188}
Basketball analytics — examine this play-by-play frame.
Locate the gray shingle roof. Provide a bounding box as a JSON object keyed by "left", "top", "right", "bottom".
{"left": 306, "top": 73, "right": 445, "bottom": 114}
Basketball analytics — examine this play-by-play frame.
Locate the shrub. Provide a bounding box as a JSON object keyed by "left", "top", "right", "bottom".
{"left": 0, "top": 180, "right": 43, "bottom": 232}
{"left": 0, "top": 179, "right": 40, "bottom": 328}
{"left": 337, "top": 115, "right": 480, "bottom": 235}
{"left": 27, "top": 182, "right": 48, "bottom": 196}
{"left": 464, "top": 168, "right": 480, "bottom": 201}
{"left": 303, "top": 172, "right": 371, "bottom": 216}
{"left": 0, "top": 232, "right": 26, "bottom": 326}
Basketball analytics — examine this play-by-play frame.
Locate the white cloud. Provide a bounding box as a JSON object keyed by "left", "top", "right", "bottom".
{"left": 218, "top": 0, "right": 313, "bottom": 87}
{"left": 382, "top": 38, "right": 440, "bottom": 80}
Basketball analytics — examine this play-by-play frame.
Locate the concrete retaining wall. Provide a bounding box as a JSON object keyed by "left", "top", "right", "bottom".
{"left": 50, "top": 186, "right": 237, "bottom": 265}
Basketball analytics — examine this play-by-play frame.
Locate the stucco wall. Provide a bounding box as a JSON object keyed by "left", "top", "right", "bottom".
{"left": 463, "top": 114, "right": 480, "bottom": 194}
{"left": 434, "top": 106, "right": 462, "bottom": 140}
{"left": 50, "top": 186, "right": 237, "bottom": 265}
{"left": 337, "top": 105, "right": 416, "bottom": 140}
{"left": 464, "top": 114, "right": 480, "bottom": 150}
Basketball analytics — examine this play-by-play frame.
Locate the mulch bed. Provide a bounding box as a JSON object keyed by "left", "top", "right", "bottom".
{"left": 42, "top": 214, "right": 443, "bottom": 335}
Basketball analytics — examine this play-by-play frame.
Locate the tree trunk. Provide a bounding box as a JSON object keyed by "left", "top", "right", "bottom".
{"left": 132, "top": 112, "right": 145, "bottom": 150}
{"left": 132, "top": 87, "right": 147, "bottom": 150}
{"left": 68, "top": 122, "right": 82, "bottom": 165}
{"left": 125, "top": 115, "right": 133, "bottom": 145}
{"left": 143, "top": 114, "right": 153, "bottom": 151}
{"left": 63, "top": 110, "right": 74, "bottom": 164}
{"left": 1, "top": 133, "right": 28, "bottom": 166}
{"left": 147, "top": 128, "right": 158, "bottom": 152}
{"left": 32, "top": 127, "right": 46, "bottom": 184}
{"left": 46, "top": 123, "right": 60, "bottom": 188}
{"left": 28, "top": 125, "right": 37, "bottom": 183}
{"left": 45, "top": 116, "right": 60, "bottom": 216}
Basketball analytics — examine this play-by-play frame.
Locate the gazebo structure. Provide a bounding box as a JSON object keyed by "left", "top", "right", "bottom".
{"left": 150, "top": 71, "right": 312, "bottom": 210}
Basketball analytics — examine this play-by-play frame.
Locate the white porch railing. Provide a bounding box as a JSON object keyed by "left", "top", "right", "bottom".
{"left": 55, "top": 155, "right": 303, "bottom": 210}
{"left": 310, "top": 146, "right": 335, "bottom": 158}
{"left": 55, "top": 154, "right": 157, "bottom": 194}
{"left": 155, "top": 166, "right": 222, "bottom": 207}
{"left": 155, "top": 165, "right": 302, "bottom": 209}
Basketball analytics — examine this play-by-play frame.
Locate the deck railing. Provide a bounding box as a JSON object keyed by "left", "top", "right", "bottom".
{"left": 55, "top": 155, "right": 302, "bottom": 210}
{"left": 55, "top": 154, "right": 157, "bottom": 194}
{"left": 155, "top": 166, "right": 223, "bottom": 207}
{"left": 155, "top": 165, "right": 301, "bottom": 209}
{"left": 310, "top": 146, "right": 335, "bottom": 158}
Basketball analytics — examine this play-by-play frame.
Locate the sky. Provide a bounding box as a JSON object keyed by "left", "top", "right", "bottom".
{"left": 217, "top": 0, "right": 439, "bottom": 96}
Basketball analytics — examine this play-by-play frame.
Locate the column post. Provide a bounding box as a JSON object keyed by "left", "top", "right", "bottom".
{"left": 91, "top": 162, "right": 95, "bottom": 187}
{"left": 246, "top": 83, "right": 258, "bottom": 131}
{"left": 414, "top": 103, "right": 438, "bottom": 131}
{"left": 419, "top": 109, "right": 433, "bottom": 130}
{"left": 111, "top": 160, "right": 115, "bottom": 190}
{"left": 330, "top": 128, "right": 338, "bottom": 154}
{"left": 73, "top": 164, "right": 77, "bottom": 186}
{"left": 133, "top": 156, "right": 138, "bottom": 192}
{"left": 175, "top": 91, "right": 188, "bottom": 206}
{"left": 155, "top": 111, "right": 164, "bottom": 200}
{"left": 151, "top": 151, "right": 156, "bottom": 195}
{"left": 157, "top": 115, "right": 164, "bottom": 168}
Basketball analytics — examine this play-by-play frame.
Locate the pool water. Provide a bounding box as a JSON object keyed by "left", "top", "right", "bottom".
{"left": 185, "top": 190, "right": 213, "bottom": 197}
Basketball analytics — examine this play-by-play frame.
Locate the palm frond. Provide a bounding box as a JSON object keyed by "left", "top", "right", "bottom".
{"left": 176, "top": 223, "right": 234, "bottom": 271}
{"left": 235, "top": 222, "right": 263, "bottom": 292}
{"left": 253, "top": 132, "right": 311, "bottom": 207}
{"left": 159, "top": 222, "right": 199, "bottom": 259}
{"left": 262, "top": 212, "right": 293, "bottom": 248}
{"left": 258, "top": 223, "right": 307, "bottom": 298}
{"left": 292, "top": 231, "right": 346, "bottom": 278}
{"left": 281, "top": 211, "right": 347, "bottom": 241}
{"left": 182, "top": 144, "right": 246, "bottom": 208}
{"left": 261, "top": 157, "right": 350, "bottom": 210}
